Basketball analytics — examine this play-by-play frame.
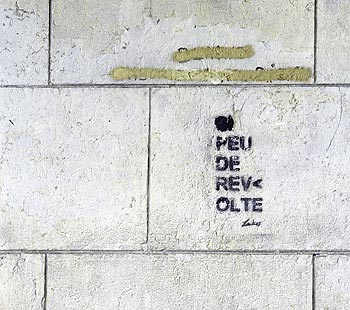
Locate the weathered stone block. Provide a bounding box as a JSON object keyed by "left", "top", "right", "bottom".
{"left": 47, "top": 254, "right": 312, "bottom": 309}
{"left": 0, "top": 88, "right": 148, "bottom": 249}
{"left": 0, "top": 0, "right": 48, "bottom": 85}
{"left": 51, "top": 0, "right": 314, "bottom": 84}
{"left": 315, "top": 255, "right": 350, "bottom": 309}
{"left": 150, "top": 87, "right": 350, "bottom": 250}
{"left": 0, "top": 254, "right": 44, "bottom": 309}
{"left": 317, "top": 0, "right": 350, "bottom": 83}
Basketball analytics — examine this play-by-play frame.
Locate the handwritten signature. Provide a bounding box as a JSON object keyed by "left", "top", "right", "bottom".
{"left": 242, "top": 218, "right": 261, "bottom": 227}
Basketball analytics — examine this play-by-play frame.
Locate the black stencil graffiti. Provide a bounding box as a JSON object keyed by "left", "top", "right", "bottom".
{"left": 242, "top": 218, "right": 262, "bottom": 227}
{"left": 214, "top": 115, "right": 234, "bottom": 132}
{"left": 213, "top": 115, "right": 264, "bottom": 226}
{"left": 216, "top": 136, "right": 252, "bottom": 151}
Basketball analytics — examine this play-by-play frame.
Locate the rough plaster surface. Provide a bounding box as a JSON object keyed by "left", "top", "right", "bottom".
{"left": 317, "top": 0, "right": 350, "bottom": 83}
{"left": 2, "top": 0, "right": 350, "bottom": 308}
{"left": 315, "top": 255, "right": 350, "bottom": 309}
{"left": 0, "top": 254, "right": 44, "bottom": 309}
{"left": 51, "top": 0, "right": 313, "bottom": 84}
{"left": 0, "top": 88, "right": 148, "bottom": 249}
{"left": 0, "top": 0, "right": 48, "bottom": 85}
{"left": 47, "top": 254, "right": 311, "bottom": 309}
{"left": 150, "top": 87, "right": 350, "bottom": 250}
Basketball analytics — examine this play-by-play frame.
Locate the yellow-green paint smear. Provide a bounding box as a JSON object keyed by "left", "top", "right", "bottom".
{"left": 110, "top": 67, "right": 312, "bottom": 82}
{"left": 172, "top": 46, "right": 254, "bottom": 63}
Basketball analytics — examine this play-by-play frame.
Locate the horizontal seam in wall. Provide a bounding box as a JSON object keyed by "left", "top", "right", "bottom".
{"left": 2, "top": 83, "right": 350, "bottom": 88}
{"left": 1, "top": 250, "right": 350, "bottom": 255}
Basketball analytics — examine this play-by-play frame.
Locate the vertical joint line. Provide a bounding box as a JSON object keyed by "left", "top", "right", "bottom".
{"left": 313, "top": 0, "right": 318, "bottom": 84}
{"left": 312, "top": 254, "right": 316, "bottom": 310}
{"left": 48, "top": 0, "right": 52, "bottom": 85}
{"left": 43, "top": 253, "right": 48, "bottom": 310}
{"left": 146, "top": 88, "right": 152, "bottom": 244}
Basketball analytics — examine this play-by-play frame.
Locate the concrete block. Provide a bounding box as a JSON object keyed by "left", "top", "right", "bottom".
{"left": 317, "top": 0, "right": 350, "bottom": 83}
{"left": 0, "top": 0, "right": 48, "bottom": 85}
{"left": 47, "top": 254, "right": 312, "bottom": 309}
{"left": 0, "top": 254, "right": 44, "bottom": 309}
{"left": 51, "top": 0, "right": 314, "bottom": 84}
{"left": 150, "top": 87, "right": 350, "bottom": 250}
{"left": 315, "top": 255, "right": 350, "bottom": 309}
{"left": 0, "top": 88, "right": 149, "bottom": 249}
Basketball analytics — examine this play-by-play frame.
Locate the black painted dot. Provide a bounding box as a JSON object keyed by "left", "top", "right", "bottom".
{"left": 215, "top": 115, "right": 234, "bottom": 132}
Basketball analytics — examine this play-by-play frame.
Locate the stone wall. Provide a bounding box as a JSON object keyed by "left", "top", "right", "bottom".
{"left": 0, "top": 1, "right": 349, "bottom": 309}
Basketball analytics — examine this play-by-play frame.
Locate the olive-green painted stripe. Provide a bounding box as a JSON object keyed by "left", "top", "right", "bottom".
{"left": 110, "top": 67, "right": 312, "bottom": 82}
{"left": 172, "top": 46, "right": 254, "bottom": 63}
